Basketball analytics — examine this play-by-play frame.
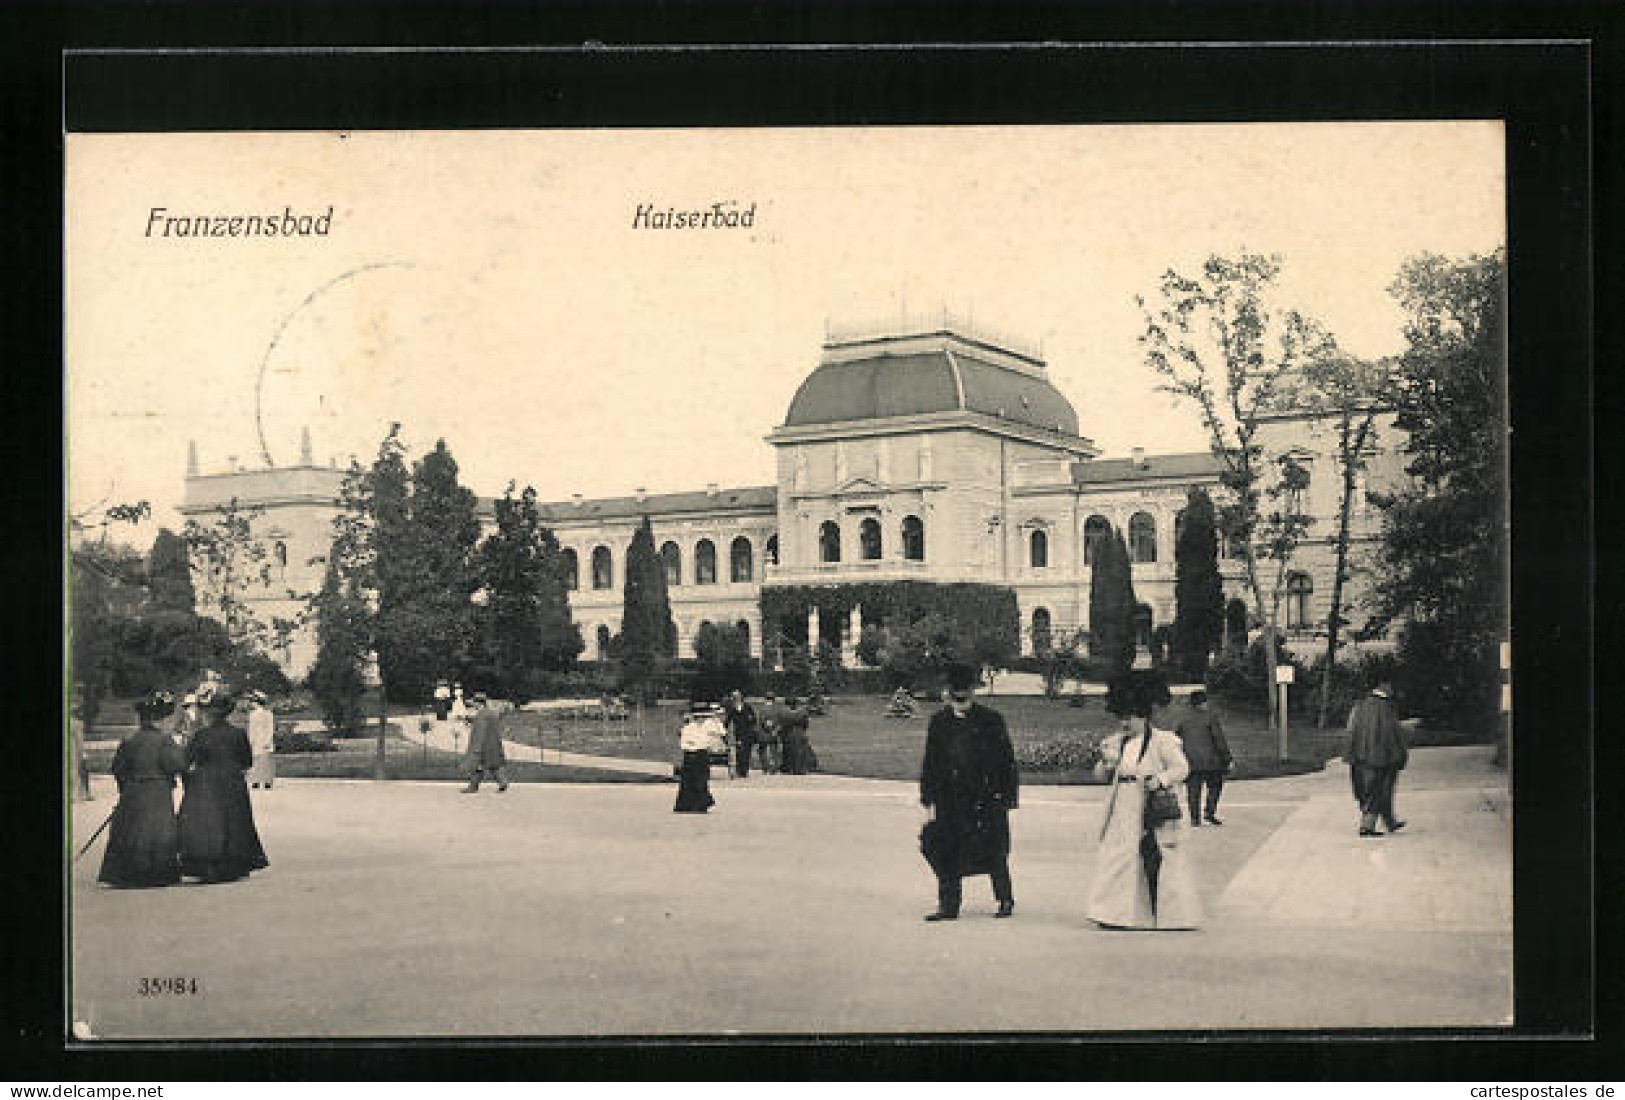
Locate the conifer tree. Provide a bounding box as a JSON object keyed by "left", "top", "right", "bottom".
{"left": 145, "top": 527, "right": 196, "bottom": 614}
{"left": 1088, "top": 526, "right": 1138, "bottom": 672}
{"left": 308, "top": 552, "right": 370, "bottom": 733}
{"left": 618, "top": 516, "right": 674, "bottom": 698}
{"left": 380, "top": 438, "right": 481, "bottom": 702}
{"left": 476, "top": 482, "right": 584, "bottom": 701}
{"left": 1172, "top": 487, "right": 1225, "bottom": 677}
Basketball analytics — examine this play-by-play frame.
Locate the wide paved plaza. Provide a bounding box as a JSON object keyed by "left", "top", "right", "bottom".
{"left": 68, "top": 747, "right": 1512, "bottom": 1038}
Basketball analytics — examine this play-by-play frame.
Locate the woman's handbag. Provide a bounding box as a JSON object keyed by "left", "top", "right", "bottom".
{"left": 1135, "top": 725, "right": 1183, "bottom": 828}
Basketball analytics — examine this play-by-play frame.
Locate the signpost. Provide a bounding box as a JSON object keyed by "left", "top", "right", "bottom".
{"left": 1275, "top": 664, "right": 1295, "bottom": 762}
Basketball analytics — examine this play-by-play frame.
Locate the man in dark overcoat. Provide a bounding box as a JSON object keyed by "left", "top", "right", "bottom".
{"left": 918, "top": 662, "right": 1019, "bottom": 921}
{"left": 722, "top": 690, "right": 760, "bottom": 778}
{"left": 461, "top": 693, "right": 509, "bottom": 793}
{"left": 1176, "top": 690, "right": 1232, "bottom": 826}
{"left": 1345, "top": 682, "right": 1408, "bottom": 836}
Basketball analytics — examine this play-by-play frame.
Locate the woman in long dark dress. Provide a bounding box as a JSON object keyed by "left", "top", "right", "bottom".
{"left": 778, "top": 698, "right": 818, "bottom": 774}
{"left": 98, "top": 692, "right": 186, "bottom": 888}
{"left": 177, "top": 685, "right": 268, "bottom": 883}
{"left": 673, "top": 704, "right": 720, "bottom": 813}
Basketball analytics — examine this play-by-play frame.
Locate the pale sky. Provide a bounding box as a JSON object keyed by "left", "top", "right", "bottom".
{"left": 66, "top": 122, "right": 1505, "bottom": 537}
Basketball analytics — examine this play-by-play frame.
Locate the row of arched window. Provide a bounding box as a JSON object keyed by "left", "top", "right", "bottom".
{"left": 817, "top": 515, "right": 926, "bottom": 564}
{"left": 559, "top": 535, "right": 781, "bottom": 592}
{"left": 590, "top": 619, "right": 754, "bottom": 659}
{"left": 1028, "top": 511, "right": 1245, "bottom": 569}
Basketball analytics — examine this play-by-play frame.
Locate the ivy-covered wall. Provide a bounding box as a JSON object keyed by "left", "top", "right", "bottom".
{"left": 759, "top": 581, "right": 1020, "bottom": 654}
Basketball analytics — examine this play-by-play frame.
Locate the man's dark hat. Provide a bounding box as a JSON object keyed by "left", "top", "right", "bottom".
{"left": 945, "top": 662, "right": 978, "bottom": 693}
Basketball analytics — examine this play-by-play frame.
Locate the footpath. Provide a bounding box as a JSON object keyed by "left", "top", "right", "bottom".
{"left": 1212, "top": 744, "right": 1511, "bottom": 932}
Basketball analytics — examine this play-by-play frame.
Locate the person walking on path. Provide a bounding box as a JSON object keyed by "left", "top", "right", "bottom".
{"left": 1345, "top": 682, "right": 1409, "bottom": 837}
{"left": 1085, "top": 670, "right": 1202, "bottom": 931}
{"left": 918, "top": 662, "right": 1019, "bottom": 921}
{"left": 245, "top": 692, "right": 277, "bottom": 790}
{"left": 756, "top": 694, "right": 784, "bottom": 774}
{"left": 177, "top": 682, "right": 268, "bottom": 884}
{"left": 70, "top": 703, "right": 93, "bottom": 802}
{"left": 461, "top": 692, "right": 510, "bottom": 793}
{"left": 97, "top": 691, "right": 186, "bottom": 889}
{"left": 674, "top": 702, "right": 721, "bottom": 813}
{"left": 722, "top": 690, "right": 760, "bottom": 778}
{"left": 778, "top": 696, "right": 819, "bottom": 774}
{"left": 1175, "top": 690, "right": 1232, "bottom": 826}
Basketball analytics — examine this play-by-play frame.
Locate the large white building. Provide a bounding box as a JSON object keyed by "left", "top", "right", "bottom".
{"left": 180, "top": 321, "right": 1403, "bottom": 676}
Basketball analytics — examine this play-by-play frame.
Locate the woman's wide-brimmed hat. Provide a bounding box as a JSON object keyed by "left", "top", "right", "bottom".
{"left": 195, "top": 678, "right": 236, "bottom": 712}
{"left": 135, "top": 690, "right": 176, "bottom": 721}
{"left": 1104, "top": 669, "right": 1172, "bottom": 719}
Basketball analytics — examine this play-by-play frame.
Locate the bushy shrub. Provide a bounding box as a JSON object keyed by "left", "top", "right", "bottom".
{"left": 272, "top": 729, "right": 337, "bottom": 754}
{"left": 1206, "top": 639, "right": 1310, "bottom": 709}
{"left": 1307, "top": 651, "right": 1403, "bottom": 726}
{"left": 1015, "top": 732, "right": 1104, "bottom": 772}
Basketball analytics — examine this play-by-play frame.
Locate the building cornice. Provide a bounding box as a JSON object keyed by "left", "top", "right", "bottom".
{"left": 766, "top": 409, "right": 1098, "bottom": 456}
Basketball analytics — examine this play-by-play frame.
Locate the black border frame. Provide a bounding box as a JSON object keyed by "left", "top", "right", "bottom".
{"left": 5, "top": 8, "right": 1607, "bottom": 1081}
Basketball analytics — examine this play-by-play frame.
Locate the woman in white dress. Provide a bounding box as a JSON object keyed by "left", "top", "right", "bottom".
{"left": 1085, "top": 671, "right": 1204, "bottom": 930}
{"left": 245, "top": 692, "right": 277, "bottom": 789}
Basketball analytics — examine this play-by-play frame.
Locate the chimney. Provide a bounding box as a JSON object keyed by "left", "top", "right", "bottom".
{"left": 299, "top": 426, "right": 314, "bottom": 465}
{"left": 634, "top": 486, "right": 647, "bottom": 503}
{"left": 1131, "top": 447, "right": 1147, "bottom": 470}
{"left": 571, "top": 493, "right": 584, "bottom": 507}
{"left": 186, "top": 440, "right": 199, "bottom": 477}
{"left": 228, "top": 454, "right": 240, "bottom": 472}
{"left": 706, "top": 482, "right": 719, "bottom": 498}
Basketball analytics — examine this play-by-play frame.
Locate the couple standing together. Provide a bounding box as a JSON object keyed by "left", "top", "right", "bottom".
{"left": 919, "top": 665, "right": 1202, "bottom": 930}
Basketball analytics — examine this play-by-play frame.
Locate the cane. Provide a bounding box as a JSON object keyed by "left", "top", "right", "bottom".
{"left": 74, "top": 808, "right": 115, "bottom": 862}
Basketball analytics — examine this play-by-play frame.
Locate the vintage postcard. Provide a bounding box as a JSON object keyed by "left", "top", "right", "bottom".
{"left": 65, "top": 121, "right": 1513, "bottom": 1039}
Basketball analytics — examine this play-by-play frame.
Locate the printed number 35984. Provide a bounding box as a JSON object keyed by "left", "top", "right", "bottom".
{"left": 138, "top": 977, "right": 199, "bottom": 996}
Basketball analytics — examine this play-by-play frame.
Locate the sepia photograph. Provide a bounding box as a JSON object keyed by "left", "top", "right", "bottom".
{"left": 64, "top": 117, "right": 1517, "bottom": 1039}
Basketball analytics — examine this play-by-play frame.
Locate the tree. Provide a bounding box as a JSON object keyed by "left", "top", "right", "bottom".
{"left": 1088, "top": 525, "right": 1137, "bottom": 672}
{"left": 145, "top": 527, "right": 195, "bottom": 614}
{"left": 618, "top": 516, "right": 675, "bottom": 699}
{"left": 368, "top": 425, "right": 412, "bottom": 713}
{"left": 1138, "top": 251, "right": 1332, "bottom": 728}
{"left": 69, "top": 536, "right": 147, "bottom": 731}
{"left": 475, "top": 482, "right": 584, "bottom": 702}
{"left": 1172, "top": 487, "right": 1224, "bottom": 678}
{"left": 307, "top": 553, "right": 370, "bottom": 734}
{"left": 1299, "top": 353, "right": 1401, "bottom": 728}
{"left": 378, "top": 439, "right": 481, "bottom": 703}
{"left": 1367, "top": 250, "right": 1507, "bottom": 739}
{"left": 692, "top": 620, "right": 754, "bottom": 699}
{"left": 182, "top": 497, "right": 275, "bottom": 652}
{"left": 1041, "top": 629, "right": 1087, "bottom": 698}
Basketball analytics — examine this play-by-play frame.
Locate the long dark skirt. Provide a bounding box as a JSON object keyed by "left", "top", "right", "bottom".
{"left": 674, "top": 750, "right": 714, "bottom": 813}
{"left": 781, "top": 730, "right": 818, "bottom": 774}
{"left": 178, "top": 767, "right": 268, "bottom": 882}
{"left": 98, "top": 780, "right": 181, "bottom": 888}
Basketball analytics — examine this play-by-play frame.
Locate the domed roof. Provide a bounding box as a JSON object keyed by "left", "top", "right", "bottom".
{"left": 782, "top": 330, "right": 1081, "bottom": 438}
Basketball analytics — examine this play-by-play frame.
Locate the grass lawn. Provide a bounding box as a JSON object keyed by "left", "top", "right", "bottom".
{"left": 82, "top": 735, "right": 667, "bottom": 785}
{"left": 499, "top": 694, "right": 1348, "bottom": 783}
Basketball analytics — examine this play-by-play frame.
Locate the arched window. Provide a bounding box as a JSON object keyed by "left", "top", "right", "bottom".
{"left": 901, "top": 515, "right": 925, "bottom": 561}
{"left": 273, "top": 540, "right": 288, "bottom": 580}
{"left": 1029, "top": 529, "right": 1049, "bottom": 568}
{"left": 859, "top": 517, "right": 882, "bottom": 561}
{"left": 595, "top": 624, "right": 611, "bottom": 659}
{"left": 1286, "top": 571, "right": 1314, "bottom": 631}
{"left": 560, "top": 548, "right": 579, "bottom": 591}
{"left": 591, "top": 546, "right": 613, "bottom": 590}
{"left": 660, "top": 541, "right": 682, "bottom": 587}
{"left": 731, "top": 537, "right": 753, "bottom": 583}
{"left": 819, "top": 521, "right": 841, "bottom": 563}
{"left": 1129, "top": 512, "right": 1157, "bottom": 563}
{"left": 1083, "top": 515, "right": 1111, "bottom": 565}
{"left": 1225, "top": 599, "right": 1250, "bottom": 648}
{"left": 695, "top": 539, "right": 717, "bottom": 585}
{"left": 1031, "top": 607, "right": 1052, "bottom": 655}
{"left": 765, "top": 534, "right": 779, "bottom": 566}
